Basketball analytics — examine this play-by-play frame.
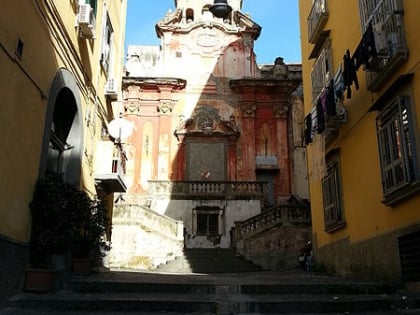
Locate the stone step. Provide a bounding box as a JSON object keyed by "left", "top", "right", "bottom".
{"left": 5, "top": 271, "right": 420, "bottom": 314}
{"left": 155, "top": 248, "right": 263, "bottom": 273}
{"left": 8, "top": 291, "right": 405, "bottom": 313}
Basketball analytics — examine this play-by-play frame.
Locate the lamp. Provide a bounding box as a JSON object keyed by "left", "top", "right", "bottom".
{"left": 209, "top": 0, "right": 232, "bottom": 19}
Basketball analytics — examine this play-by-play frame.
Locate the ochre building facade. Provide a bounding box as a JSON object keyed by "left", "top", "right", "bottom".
{"left": 299, "top": 0, "right": 420, "bottom": 284}
{"left": 0, "top": 0, "right": 127, "bottom": 300}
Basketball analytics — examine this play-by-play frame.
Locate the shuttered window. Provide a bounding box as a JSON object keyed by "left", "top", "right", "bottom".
{"left": 376, "top": 96, "right": 420, "bottom": 204}
{"left": 322, "top": 155, "right": 345, "bottom": 232}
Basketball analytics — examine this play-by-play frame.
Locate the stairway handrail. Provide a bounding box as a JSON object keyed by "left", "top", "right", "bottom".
{"left": 236, "top": 203, "right": 311, "bottom": 237}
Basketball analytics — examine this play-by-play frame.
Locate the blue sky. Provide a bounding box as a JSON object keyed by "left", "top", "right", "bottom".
{"left": 124, "top": 0, "right": 302, "bottom": 64}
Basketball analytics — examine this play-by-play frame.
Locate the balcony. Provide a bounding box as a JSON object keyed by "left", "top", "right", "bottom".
{"left": 95, "top": 154, "right": 127, "bottom": 193}
{"left": 310, "top": 43, "right": 332, "bottom": 101}
{"left": 356, "top": 0, "right": 408, "bottom": 91}
{"left": 365, "top": 21, "right": 408, "bottom": 91}
{"left": 148, "top": 180, "right": 269, "bottom": 201}
{"left": 308, "top": 0, "right": 328, "bottom": 44}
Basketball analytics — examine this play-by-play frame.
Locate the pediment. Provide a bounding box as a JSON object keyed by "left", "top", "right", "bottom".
{"left": 174, "top": 105, "right": 240, "bottom": 140}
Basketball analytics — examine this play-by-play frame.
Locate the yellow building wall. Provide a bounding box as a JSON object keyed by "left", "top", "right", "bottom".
{"left": 299, "top": 0, "right": 420, "bottom": 279}
{"left": 0, "top": 0, "right": 127, "bottom": 244}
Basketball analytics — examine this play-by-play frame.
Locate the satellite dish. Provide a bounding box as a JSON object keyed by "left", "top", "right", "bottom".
{"left": 108, "top": 118, "right": 134, "bottom": 140}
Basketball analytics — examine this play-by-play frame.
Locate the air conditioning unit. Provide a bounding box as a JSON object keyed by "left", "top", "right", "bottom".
{"left": 77, "top": 4, "right": 95, "bottom": 38}
{"left": 105, "top": 78, "right": 118, "bottom": 99}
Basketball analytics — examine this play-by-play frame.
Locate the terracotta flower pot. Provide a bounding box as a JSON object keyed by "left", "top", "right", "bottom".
{"left": 24, "top": 268, "right": 55, "bottom": 292}
{"left": 72, "top": 258, "right": 94, "bottom": 275}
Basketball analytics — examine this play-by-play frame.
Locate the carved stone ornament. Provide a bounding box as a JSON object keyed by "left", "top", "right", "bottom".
{"left": 240, "top": 102, "right": 256, "bottom": 117}
{"left": 274, "top": 104, "right": 289, "bottom": 118}
{"left": 125, "top": 101, "right": 140, "bottom": 115}
{"left": 157, "top": 101, "right": 174, "bottom": 113}
{"left": 196, "top": 105, "right": 219, "bottom": 131}
{"left": 196, "top": 32, "right": 219, "bottom": 48}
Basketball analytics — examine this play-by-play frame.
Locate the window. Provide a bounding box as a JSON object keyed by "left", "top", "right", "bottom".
{"left": 197, "top": 213, "right": 219, "bottom": 236}
{"left": 322, "top": 155, "right": 345, "bottom": 232}
{"left": 101, "top": 13, "right": 114, "bottom": 76}
{"left": 376, "top": 96, "right": 420, "bottom": 205}
{"left": 194, "top": 206, "right": 223, "bottom": 236}
{"left": 311, "top": 39, "right": 332, "bottom": 101}
{"left": 186, "top": 8, "right": 194, "bottom": 22}
{"left": 85, "top": 0, "right": 97, "bottom": 15}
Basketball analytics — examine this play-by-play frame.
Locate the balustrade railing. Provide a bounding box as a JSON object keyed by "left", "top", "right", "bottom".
{"left": 308, "top": 0, "right": 328, "bottom": 43}
{"left": 148, "top": 180, "right": 268, "bottom": 200}
{"left": 236, "top": 204, "right": 311, "bottom": 237}
{"left": 359, "top": 0, "right": 408, "bottom": 90}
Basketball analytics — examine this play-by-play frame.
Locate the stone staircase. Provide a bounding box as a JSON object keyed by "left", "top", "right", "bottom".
{"left": 4, "top": 270, "right": 420, "bottom": 314}
{"left": 155, "top": 248, "right": 263, "bottom": 273}
{"left": 108, "top": 204, "right": 184, "bottom": 271}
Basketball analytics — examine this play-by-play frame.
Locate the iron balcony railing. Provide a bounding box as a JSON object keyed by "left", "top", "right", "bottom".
{"left": 311, "top": 43, "right": 332, "bottom": 102}
{"left": 148, "top": 180, "right": 269, "bottom": 201}
{"left": 358, "top": 0, "right": 408, "bottom": 90}
{"left": 308, "top": 0, "right": 328, "bottom": 44}
{"left": 95, "top": 156, "right": 127, "bottom": 193}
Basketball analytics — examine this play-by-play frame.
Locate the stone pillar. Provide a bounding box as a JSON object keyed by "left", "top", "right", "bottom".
{"left": 240, "top": 101, "right": 257, "bottom": 180}
{"left": 175, "top": 135, "right": 186, "bottom": 180}
{"left": 274, "top": 101, "right": 291, "bottom": 198}
{"left": 227, "top": 139, "right": 237, "bottom": 181}
{"left": 157, "top": 100, "right": 173, "bottom": 181}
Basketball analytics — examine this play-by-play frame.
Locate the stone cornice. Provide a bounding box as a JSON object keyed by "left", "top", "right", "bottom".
{"left": 230, "top": 79, "right": 301, "bottom": 91}
{"left": 122, "top": 77, "right": 187, "bottom": 90}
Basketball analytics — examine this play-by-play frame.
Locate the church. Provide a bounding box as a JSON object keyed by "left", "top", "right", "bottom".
{"left": 109, "top": 0, "right": 309, "bottom": 270}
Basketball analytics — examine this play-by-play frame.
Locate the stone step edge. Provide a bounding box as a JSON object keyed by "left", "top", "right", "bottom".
{"left": 68, "top": 280, "right": 398, "bottom": 295}
{"left": 9, "top": 292, "right": 411, "bottom": 313}
{"left": 11, "top": 291, "right": 408, "bottom": 303}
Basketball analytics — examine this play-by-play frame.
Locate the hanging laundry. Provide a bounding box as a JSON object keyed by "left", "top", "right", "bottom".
{"left": 304, "top": 113, "right": 313, "bottom": 145}
{"left": 316, "top": 98, "right": 325, "bottom": 134}
{"left": 326, "top": 79, "right": 336, "bottom": 117}
{"left": 320, "top": 89, "right": 327, "bottom": 113}
{"left": 343, "top": 49, "right": 359, "bottom": 99}
{"left": 352, "top": 22, "right": 378, "bottom": 71}
{"left": 334, "top": 74, "right": 345, "bottom": 101}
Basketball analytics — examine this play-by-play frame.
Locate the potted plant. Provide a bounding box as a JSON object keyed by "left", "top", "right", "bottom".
{"left": 71, "top": 198, "right": 110, "bottom": 275}
{"left": 26, "top": 172, "right": 81, "bottom": 291}
{"left": 26, "top": 171, "right": 110, "bottom": 289}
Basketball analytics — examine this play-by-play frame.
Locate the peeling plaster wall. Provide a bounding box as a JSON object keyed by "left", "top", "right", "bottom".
{"left": 151, "top": 198, "right": 261, "bottom": 248}
{"left": 238, "top": 224, "right": 311, "bottom": 270}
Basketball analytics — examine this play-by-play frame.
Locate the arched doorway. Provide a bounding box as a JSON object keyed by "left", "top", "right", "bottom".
{"left": 39, "top": 69, "right": 84, "bottom": 185}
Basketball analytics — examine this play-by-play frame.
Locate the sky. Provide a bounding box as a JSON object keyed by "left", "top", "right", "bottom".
{"left": 124, "top": 0, "right": 302, "bottom": 65}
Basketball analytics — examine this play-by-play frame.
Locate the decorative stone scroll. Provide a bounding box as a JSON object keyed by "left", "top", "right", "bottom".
{"left": 157, "top": 101, "right": 174, "bottom": 113}
{"left": 240, "top": 101, "right": 256, "bottom": 118}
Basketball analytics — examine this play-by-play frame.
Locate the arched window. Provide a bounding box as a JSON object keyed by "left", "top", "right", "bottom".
{"left": 186, "top": 8, "right": 194, "bottom": 22}
{"left": 202, "top": 5, "right": 212, "bottom": 20}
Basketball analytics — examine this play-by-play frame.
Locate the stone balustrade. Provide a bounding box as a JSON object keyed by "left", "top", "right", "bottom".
{"left": 235, "top": 204, "right": 311, "bottom": 238}
{"left": 148, "top": 180, "right": 268, "bottom": 201}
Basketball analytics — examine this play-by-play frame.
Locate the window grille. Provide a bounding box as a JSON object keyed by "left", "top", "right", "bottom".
{"left": 311, "top": 40, "right": 332, "bottom": 102}
{"left": 399, "top": 230, "right": 420, "bottom": 282}
{"left": 357, "top": 0, "right": 407, "bottom": 89}
{"left": 197, "top": 213, "right": 219, "bottom": 236}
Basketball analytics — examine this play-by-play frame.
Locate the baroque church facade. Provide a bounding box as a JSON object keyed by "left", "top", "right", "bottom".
{"left": 109, "top": 0, "right": 308, "bottom": 268}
